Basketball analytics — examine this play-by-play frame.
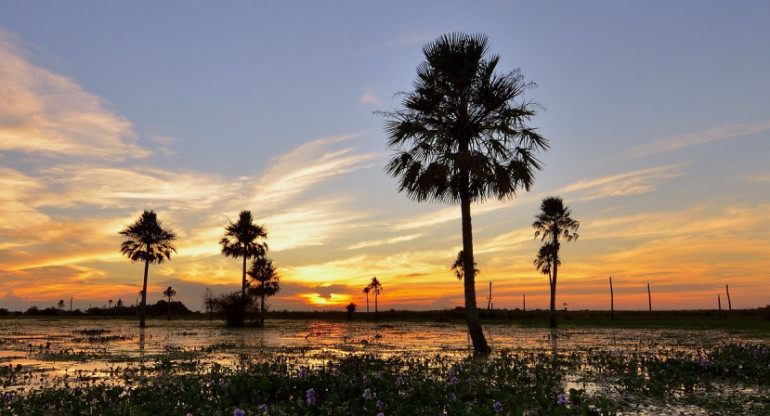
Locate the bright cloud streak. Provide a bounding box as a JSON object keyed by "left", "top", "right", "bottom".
{"left": 0, "top": 29, "right": 149, "bottom": 161}
{"left": 626, "top": 120, "right": 770, "bottom": 158}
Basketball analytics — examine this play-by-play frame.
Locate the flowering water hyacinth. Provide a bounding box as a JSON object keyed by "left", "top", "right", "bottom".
{"left": 299, "top": 368, "right": 308, "bottom": 379}
{"left": 449, "top": 377, "right": 458, "bottom": 384}
{"left": 306, "top": 388, "right": 316, "bottom": 404}
{"left": 377, "top": 399, "right": 384, "bottom": 409}
{"left": 363, "top": 388, "right": 372, "bottom": 398}
{"left": 258, "top": 403, "right": 267, "bottom": 412}
{"left": 234, "top": 409, "right": 245, "bottom": 416}
{"left": 396, "top": 376, "right": 404, "bottom": 386}
{"left": 494, "top": 401, "right": 503, "bottom": 412}
{"left": 557, "top": 393, "right": 568, "bottom": 406}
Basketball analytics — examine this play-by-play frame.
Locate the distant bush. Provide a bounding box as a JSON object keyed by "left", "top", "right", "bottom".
{"left": 214, "top": 292, "right": 247, "bottom": 327}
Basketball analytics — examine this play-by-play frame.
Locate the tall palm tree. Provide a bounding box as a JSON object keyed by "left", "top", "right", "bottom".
{"left": 532, "top": 196, "right": 579, "bottom": 328}
{"left": 247, "top": 256, "right": 280, "bottom": 327}
{"left": 362, "top": 286, "right": 371, "bottom": 319}
{"left": 381, "top": 33, "right": 548, "bottom": 352}
{"left": 220, "top": 210, "right": 268, "bottom": 320}
{"left": 119, "top": 210, "right": 177, "bottom": 328}
{"left": 163, "top": 286, "right": 176, "bottom": 321}
{"left": 368, "top": 277, "right": 383, "bottom": 316}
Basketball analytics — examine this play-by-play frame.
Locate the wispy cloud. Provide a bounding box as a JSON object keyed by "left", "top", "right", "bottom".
{"left": 347, "top": 233, "right": 423, "bottom": 250}
{"left": 556, "top": 164, "right": 683, "bottom": 201}
{"left": 0, "top": 29, "right": 150, "bottom": 161}
{"left": 740, "top": 172, "right": 770, "bottom": 183}
{"left": 358, "top": 89, "right": 381, "bottom": 105}
{"left": 626, "top": 120, "right": 770, "bottom": 158}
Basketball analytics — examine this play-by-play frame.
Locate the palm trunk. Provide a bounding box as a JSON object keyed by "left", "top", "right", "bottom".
{"left": 366, "top": 294, "right": 369, "bottom": 319}
{"left": 241, "top": 256, "right": 247, "bottom": 318}
{"left": 460, "top": 192, "right": 490, "bottom": 353}
{"left": 374, "top": 292, "right": 378, "bottom": 318}
{"left": 139, "top": 259, "right": 149, "bottom": 328}
{"left": 550, "top": 260, "right": 558, "bottom": 328}
{"left": 167, "top": 296, "right": 171, "bottom": 320}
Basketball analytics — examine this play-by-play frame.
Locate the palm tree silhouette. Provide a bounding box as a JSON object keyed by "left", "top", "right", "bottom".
{"left": 362, "top": 286, "right": 371, "bottom": 319}
{"left": 247, "top": 256, "right": 280, "bottom": 327}
{"left": 119, "top": 210, "right": 177, "bottom": 328}
{"left": 533, "top": 197, "right": 579, "bottom": 328}
{"left": 451, "top": 250, "right": 479, "bottom": 281}
{"left": 368, "top": 277, "right": 383, "bottom": 317}
{"left": 163, "top": 286, "right": 176, "bottom": 320}
{"left": 220, "top": 210, "right": 268, "bottom": 321}
{"left": 381, "top": 33, "right": 548, "bottom": 352}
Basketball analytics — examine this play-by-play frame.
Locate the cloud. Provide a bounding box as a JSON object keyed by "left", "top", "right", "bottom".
{"left": 347, "top": 233, "right": 423, "bottom": 250}
{"left": 0, "top": 29, "right": 150, "bottom": 161}
{"left": 626, "top": 120, "right": 770, "bottom": 158}
{"left": 556, "top": 164, "right": 683, "bottom": 201}
{"left": 740, "top": 173, "right": 770, "bottom": 183}
{"left": 358, "top": 89, "right": 380, "bottom": 105}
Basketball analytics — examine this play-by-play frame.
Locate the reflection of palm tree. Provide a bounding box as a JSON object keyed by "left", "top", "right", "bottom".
{"left": 247, "top": 256, "right": 280, "bottom": 327}
{"left": 533, "top": 197, "right": 579, "bottom": 328}
{"left": 368, "top": 277, "right": 383, "bottom": 316}
{"left": 363, "top": 286, "right": 371, "bottom": 319}
{"left": 120, "top": 210, "right": 177, "bottom": 328}
{"left": 163, "top": 286, "right": 176, "bottom": 320}
{"left": 220, "top": 211, "right": 268, "bottom": 318}
{"left": 381, "top": 33, "right": 548, "bottom": 353}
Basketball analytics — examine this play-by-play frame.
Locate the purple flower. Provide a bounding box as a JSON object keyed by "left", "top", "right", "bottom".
{"left": 258, "top": 403, "right": 268, "bottom": 413}
{"left": 449, "top": 393, "right": 456, "bottom": 401}
{"left": 493, "top": 401, "right": 503, "bottom": 412}
{"left": 162, "top": 386, "right": 169, "bottom": 392}
{"left": 3, "top": 393, "right": 9, "bottom": 401}
{"left": 449, "top": 377, "right": 458, "bottom": 384}
{"left": 377, "top": 413, "right": 384, "bottom": 416}
{"left": 396, "top": 376, "right": 404, "bottom": 386}
{"left": 299, "top": 368, "right": 308, "bottom": 379}
{"left": 448, "top": 368, "right": 455, "bottom": 377}
{"left": 376, "top": 399, "right": 384, "bottom": 409}
{"left": 332, "top": 368, "right": 340, "bottom": 376}
{"left": 186, "top": 413, "right": 193, "bottom": 416}
{"left": 363, "top": 376, "right": 371, "bottom": 384}
{"left": 306, "top": 388, "right": 316, "bottom": 404}
{"left": 363, "top": 388, "right": 371, "bottom": 398}
{"left": 557, "top": 393, "right": 568, "bottom": 406}
{"left": 234, "top": 409, "right": 245, "bottom": 416}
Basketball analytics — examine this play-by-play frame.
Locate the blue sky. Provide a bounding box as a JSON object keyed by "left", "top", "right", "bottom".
{"left": 1, "top": 1, "right": 769, "bottom": 312}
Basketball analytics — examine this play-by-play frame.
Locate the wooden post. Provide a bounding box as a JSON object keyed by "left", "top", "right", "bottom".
{"left": 718, "top": 293, "right": 721, "bottom": 311}
{"left": 609, "top": 276, "right": 614, "bottom": 320}
{"left": 647, "top": 283, "right": 652, "bottom": 315}
{"left": 725, "top": 284, "right": 732, "bottom": 312}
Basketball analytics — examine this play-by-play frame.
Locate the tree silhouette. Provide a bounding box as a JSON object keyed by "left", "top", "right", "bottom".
{"left": 220, "top": 210, "right": 268, "bottom": 323}
{"left": 533, "top": 196, "right": 579, "bottom": 328}
{"left": 451, "top": 250, "right": 479, "bottom": 281}
{"left": 381, "top": 33, "right": 548, "bottom": 352}
{"left": 203, "top": 288, "right": 216, "bottom": 321}
{"left": 346, "top": 302, "right": 356, "bottom": 320}
{"left": 163, "top": 286, "right": 176, "bottom": 320}
{"left": 57, "top": 299, "right": 65, "bottom": 310}
{"left": 363, "top": 286, "right": 371, "bottom": 319}
{"left": 367, "top": 277, "right": 383, "bottom": 317}
{"left": 120, "top": 210, "right": 177, "bottom": 328}
{"left": 247, "top": 256, "right": 280, "bottom": 327}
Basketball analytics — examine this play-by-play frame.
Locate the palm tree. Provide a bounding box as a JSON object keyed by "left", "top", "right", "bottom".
{"left": 368, "top": 277, "right": 383, "bottom": 317}
{"left": 247, "top": 256, "right": 280, "bottom": 327}
{"left": 451, "top": 250, "right": 479, "bottom": 281}
{"left": 532, "top": 196, "right": 579, "bottom": 328}
{"left": 381, "top": 33, "right": 548, "bottom": 353}
{"left": 220, "top": 210, "right": 268, "bottom": 321}
{"left": 163, "top": 286, "right": 176, "bottom": 320}
{"left": 119, "top": 210, "right": 177, "bottom": 328}
{"left": 363, "top": 286, "right": 371, "bottom": 319}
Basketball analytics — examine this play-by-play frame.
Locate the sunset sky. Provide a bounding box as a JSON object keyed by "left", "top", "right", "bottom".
{"left": 1, "top": 1, "right": 769, "bottom": 313}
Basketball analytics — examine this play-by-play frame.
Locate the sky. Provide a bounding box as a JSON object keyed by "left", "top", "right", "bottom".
{"left": 1, "top": 1, "right": 769, "bottom": 313}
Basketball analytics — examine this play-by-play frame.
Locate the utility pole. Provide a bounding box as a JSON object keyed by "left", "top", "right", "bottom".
{"left": 523, "top": 294, "right": 526, "bottom": 312}
{"left": 487, "top": 282, "right": 492, "bottom": 312}
{"left": 647, "top": 283, "right": 652, "bottom": 315}
{"left": 725, "top": 284, "right": 732, "bottom": 313}
{"left": 609, "top": 276, "right": 614, "bottom": 320}
{"left": 718, "top": 293, "right": 721, "bottom": 311}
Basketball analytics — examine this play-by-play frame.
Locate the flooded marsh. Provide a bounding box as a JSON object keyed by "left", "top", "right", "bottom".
{"left": 1, "top": 318, "right": 769, "bottom": 415}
